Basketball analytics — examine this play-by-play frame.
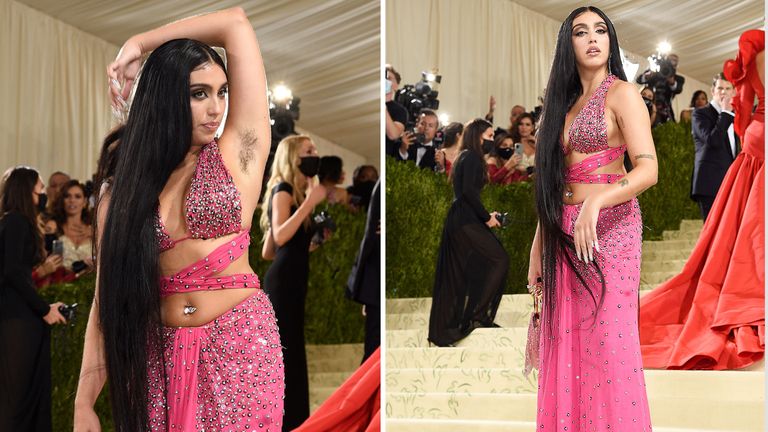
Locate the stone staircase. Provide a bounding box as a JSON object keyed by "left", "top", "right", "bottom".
{"left": 307, "top": 343, "right": 364, "bottom": 413}
{"left": 385, "top": 219, "right": 766, "bottom": 431}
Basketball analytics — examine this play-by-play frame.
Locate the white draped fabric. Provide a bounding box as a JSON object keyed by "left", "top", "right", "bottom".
{"left": 386, "top": 0, "right": 711, "bottom": 130}
{"left": 1, "top": 0, "right": 116, "bottom": 183}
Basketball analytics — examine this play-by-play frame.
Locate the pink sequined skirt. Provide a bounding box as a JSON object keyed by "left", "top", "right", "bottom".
{"left": 537, "top": 198, "right": 652, "bottom": 431}
{"left": 147, "top": 289, "right": 285, "bottom": 431}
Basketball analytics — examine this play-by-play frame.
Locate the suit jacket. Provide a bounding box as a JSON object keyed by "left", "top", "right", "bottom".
{"left": 346, "top": 180, "right": 380, "bottom": 306}
{"left": 396, "top": 142, "right": 437, "bottom": 171}
{"left": 691, "top": 103, "right": 740, "bottom": 198}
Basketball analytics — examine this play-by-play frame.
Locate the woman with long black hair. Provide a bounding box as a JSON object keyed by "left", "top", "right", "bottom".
{"left": 0, "top": 166, "right": 67, "bottom": 431}
{"left": 528, "top": 6, "right": 657, "bottom": 430}
{"left": 74, "top": 8, "right": 283, "bottom": 431}
{"left": 428, "top": 118, "right": 509, "bottom": 347}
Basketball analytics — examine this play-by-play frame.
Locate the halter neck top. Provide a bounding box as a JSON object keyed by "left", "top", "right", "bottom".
{"left": 154, "top": 140, "right": 259, "bottom": 297}
{"left": 563, "top": 74, "right": 626, "bottom": 184}
{"left": 155, "top": 140, "right": 244, "bottom": 251}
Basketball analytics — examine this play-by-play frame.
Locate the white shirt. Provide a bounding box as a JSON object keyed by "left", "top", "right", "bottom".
{"left": 710, "top": 100, "right": 737, "bottom": 158}
{"left": 399, "top": 140, "right": 434, "bottom": 166}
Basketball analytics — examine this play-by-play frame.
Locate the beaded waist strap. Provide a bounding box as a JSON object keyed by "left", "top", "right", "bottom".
{"left": 159, "top": 230, "right": 260, "bottom": 297}
{"left": 565, "top": 145, "right": 626, "bottom": 184}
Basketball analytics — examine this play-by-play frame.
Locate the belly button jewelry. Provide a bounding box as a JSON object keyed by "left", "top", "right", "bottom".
{"left": 183, "top": 305, "right": 197, "bottom": 315}
{"left": 566, "top": 189, "right": 574, "bottom": 198}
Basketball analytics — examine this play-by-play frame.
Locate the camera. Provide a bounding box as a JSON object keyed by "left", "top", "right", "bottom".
{"left": 642, "top": 97, "right": 654, "bottom": 115}
{"left": 312, "top": 211, "right": 337, "bottom": 245}
{"left": 58, "top": 303, "right": 78, "bottom": 322}
{"left": 410, "top": 127, "right": 427, "bottom": 145}
{"left": 649, "top": 53, "right": 676, "bottom": 80}
{"left": 394, "top": 71, "right": 441, "bottom": 128}
{"left": 495, "top": 212, "right": 510, "bottom": 228}
{"left": 72, "top": 260, "right": 88, "bottom": 273}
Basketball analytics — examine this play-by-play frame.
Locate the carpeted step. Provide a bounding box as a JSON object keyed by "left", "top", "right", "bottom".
{"left": 386, "top": 418, "right": 745, "bottom": 432}
{"left": 306, "top": 343, "right": 363, "bottom": 373}
{"left": 387, "top": 327, "right": 527, "bottom": 349}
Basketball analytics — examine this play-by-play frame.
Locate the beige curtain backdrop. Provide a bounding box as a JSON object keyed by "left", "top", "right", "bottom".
{"left": 386, "top": 0, "right": 708, "bottom": 129}
{"left": 1, "top": 0, "right": 116, "bottom": 183}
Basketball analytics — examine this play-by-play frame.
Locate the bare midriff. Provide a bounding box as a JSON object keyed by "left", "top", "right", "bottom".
{"left": 159, "top": 237, "right": 259, "bottom": 327}
{"left": 562, "top": 151, "right": 626, "bottom": 205}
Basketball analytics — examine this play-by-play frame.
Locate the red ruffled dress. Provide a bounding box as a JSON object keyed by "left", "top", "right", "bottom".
{"left": 639, "top": 29, "right": 765, "bottom": 370}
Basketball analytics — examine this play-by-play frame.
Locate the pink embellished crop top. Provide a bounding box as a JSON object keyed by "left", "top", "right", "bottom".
{"left": 563, "top": 74, "right": 626, "bottom": 185}
{"left": 154, "top": 140, "right": 260, "bottom": 297}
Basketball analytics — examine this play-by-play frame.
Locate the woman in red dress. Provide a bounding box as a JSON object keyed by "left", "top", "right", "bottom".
{"left": 639, "top": 29, "right": 764, "bottom": 370}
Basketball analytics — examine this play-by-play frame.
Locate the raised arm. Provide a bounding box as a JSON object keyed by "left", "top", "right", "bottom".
{"left": 73, "top": 192, "right": 111, "bottom": 431}
{"left": 108, "top": 8, "right": 270, "bottom": 198}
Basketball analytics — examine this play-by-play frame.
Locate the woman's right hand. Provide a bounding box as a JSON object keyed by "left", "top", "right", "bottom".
{"left": 486, "top": 212, "right": 501, "bottom": 228}
{"left": 43, "top": 302, "right": 67, "bottom": 325}
{"left": 74, "top": 403, "right": 101, "bottom": 432}
{"left": 527, "top": 252, "right": 542, "bottom": 288}
{"left": 435, "top": 150, "right": 446, "bottom": 171}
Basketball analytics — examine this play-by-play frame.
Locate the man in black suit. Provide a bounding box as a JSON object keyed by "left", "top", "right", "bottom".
{"left": 691, "top": 73, "right": 739, "bottom": 221}
{"left": 397, "top": 108, "right": 439, "bottom": 171}
{"left": 346, "top": 180, "right": 380, "bottom": 362}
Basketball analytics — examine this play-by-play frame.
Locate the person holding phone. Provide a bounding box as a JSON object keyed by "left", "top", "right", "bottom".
{"left": 428, "top": 118, "right": 509, "bottom": 347}
{"left": 485, "top": 132, "right": 524, "bottom": 184}
{"left": 0, "top": 166, "right": 67, "bottom": 431}
{"left": 511, "top": 112, "right": 537, "bottom": 175}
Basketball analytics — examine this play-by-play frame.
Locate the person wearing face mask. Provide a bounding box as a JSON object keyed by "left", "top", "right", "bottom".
{"left": 260, "top": 135, "right": 328, "bottom": 430}
{"left": 485, "top": 133, "right": 524, "bottom": 184}
{"left": 385, "top": 64, "right": 408, "bottom": 158}
{"left": 428, "top": 118, "right": 509, "bottom": 347}
{"left": 0, "top": 166, "right": 68, "bottom": 431}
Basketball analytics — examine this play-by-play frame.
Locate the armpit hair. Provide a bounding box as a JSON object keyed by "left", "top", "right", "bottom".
{"left": 238, "top": 128, "right": 258, "bottom": 173}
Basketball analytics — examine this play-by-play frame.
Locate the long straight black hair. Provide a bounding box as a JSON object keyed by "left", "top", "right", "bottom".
{"left": 534, "top": 6, "right": 627, "bottom": 334}
{"left": 98, "top": 39, "right": 226, "bottom": 432}
{"left": 0, "top": 166, "right": 44, "bottom": 264}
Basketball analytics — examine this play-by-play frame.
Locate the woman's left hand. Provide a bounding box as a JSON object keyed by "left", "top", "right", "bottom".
{"left": 572, "top": 197, "right": 601, "bottom": 263}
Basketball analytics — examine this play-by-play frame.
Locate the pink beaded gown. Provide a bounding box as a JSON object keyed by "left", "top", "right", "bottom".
{"left": 146, "top": 140, "right": 285, "bottom": 431}
{"left": 537, "top": 74, "right": 653, "bottom": 431}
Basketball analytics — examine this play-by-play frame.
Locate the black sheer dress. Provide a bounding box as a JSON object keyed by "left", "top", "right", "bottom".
{"left": 428, "top": 150, "right": 509, "bottom": 347}
{"left": 263, "top": 182, "right": 312, "bottom": 431}
{"left": 0, "top": 212, "right": 52, "bottom": 431}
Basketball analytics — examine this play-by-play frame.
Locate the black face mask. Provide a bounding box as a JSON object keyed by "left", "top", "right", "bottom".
{"left": 498, "top": 147, "right": 514, "bottom": 160}
{"left": 37, "top": 193, "right": 48, "bottom": 213}
{"left": 298, "top": 156, "right": 321, "bottom": 177}
{"left": 482, "top": 139, "right": 495, "bottom": 154}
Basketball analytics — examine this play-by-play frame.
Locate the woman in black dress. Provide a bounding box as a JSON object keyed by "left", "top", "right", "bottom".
{"left": 428, "top": 118, "right": 509, "bottom": 347}
{"left": 260, "top": 135, "right": 327, "bottom": 431}
{"left": 0, "top": 166, "right": 67, "bottom": 431}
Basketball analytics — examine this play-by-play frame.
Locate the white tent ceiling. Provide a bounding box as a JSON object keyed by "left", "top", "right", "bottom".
{"left": 16, "top": 0, "right": 381, "bottom": 164}
{"left": 512, "top": 0, "right": 764, "bottom": 84}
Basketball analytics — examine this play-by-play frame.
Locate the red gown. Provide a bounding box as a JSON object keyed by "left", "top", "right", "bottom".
{"left": 639, "top": 29, "right": 765, "bottom": 370}
{"left": 294, "top": 348, "right": 380, "bottom": 432}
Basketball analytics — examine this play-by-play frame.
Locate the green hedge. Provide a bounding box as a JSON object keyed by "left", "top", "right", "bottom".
{"left": 386, "top": 121, "right": 700, "bottom": 298}
{"left": 40, "top": 204, "right": 365, "bottom": 431}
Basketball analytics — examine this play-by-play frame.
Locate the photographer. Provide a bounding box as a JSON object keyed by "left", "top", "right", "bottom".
{"left": 640, "top": 86, "right": 658, "bottom": 126}
{"left": 397, "top": 108, "right": 439, "bottom": 171}
{"left": 636, "top": 53, "right": 685, "bottom": 124}
{"left": 385, "top": 65, "right": 408, "bottom": 158}
{"left": 428, "top": 119, "right": 509, "bottom": 347}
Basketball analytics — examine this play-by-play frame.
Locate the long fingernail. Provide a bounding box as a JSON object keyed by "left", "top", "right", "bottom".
{"left": 589, "top": 252, "right": 594, "bottom": 261}
{"left": 595, "top": 243, "right": 601, "bottom": 253}
{"left": 111, "top": 79, "right": 121, "bottom": 89}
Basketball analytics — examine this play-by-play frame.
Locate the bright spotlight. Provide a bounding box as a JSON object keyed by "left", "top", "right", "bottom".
{"left": 439, "top": 113, "right": 450, "bottom": 126}
{"left": 657, "top": 41, "right": 672, "bottom": 55}
{"left": 271, "top": 83, "right": 293, "bottom": 103}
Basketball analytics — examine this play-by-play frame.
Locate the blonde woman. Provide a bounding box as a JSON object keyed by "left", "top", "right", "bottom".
{"left": 260, "top": 135, "right": 327, "bottom": 430}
